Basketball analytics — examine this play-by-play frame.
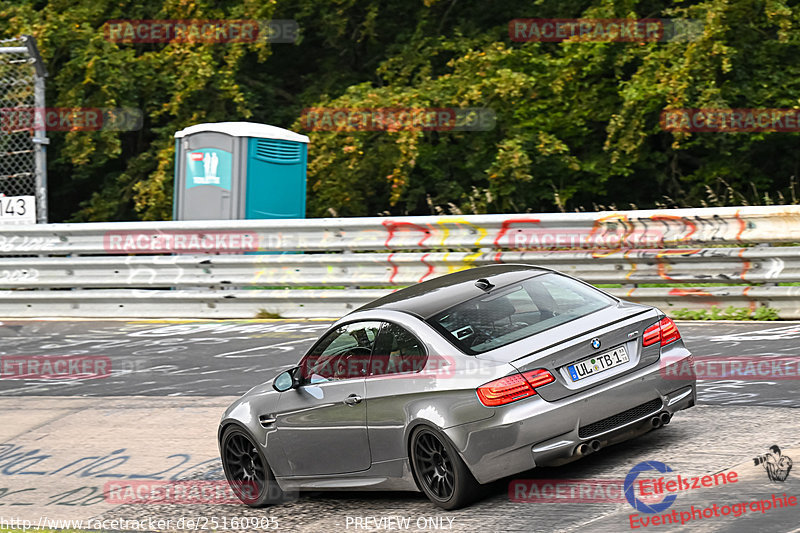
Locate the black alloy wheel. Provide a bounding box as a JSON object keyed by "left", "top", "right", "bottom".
{"left": 410, "top": 427, "right": 481, "bottom": 510}
{"left": 221, "top": 426, "right": 282, "bottom": 507}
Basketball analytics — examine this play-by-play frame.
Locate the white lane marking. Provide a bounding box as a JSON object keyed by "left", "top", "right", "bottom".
{"left": 213, "top": 337, "right": 315, "bottom": 358}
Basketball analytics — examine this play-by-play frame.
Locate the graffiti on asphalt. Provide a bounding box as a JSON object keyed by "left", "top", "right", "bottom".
{"left": 0, "top": 321, "right": 328, "bottom": 396}
{"left": 0, "top": 442, "right": 222, "bottom": 480}
{"left": 695, "top": 380, "right": 800, "bottom": 407}
{"left": 708, "top": 325, "right": 800, "bottom": 343}
{"left": 0, "top": 486, "right": 109, "bottom": 507}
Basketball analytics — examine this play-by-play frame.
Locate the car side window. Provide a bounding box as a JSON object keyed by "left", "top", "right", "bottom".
{"left": 369, "top": 322, "right": 428, "bottom": 376}
{"left": 299, "top": 321, "right": 382, "bottom": 383}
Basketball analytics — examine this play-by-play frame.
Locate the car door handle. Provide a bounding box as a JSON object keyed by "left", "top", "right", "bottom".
{"left": 343, "top": 394, "right": 363, "bottom": 406}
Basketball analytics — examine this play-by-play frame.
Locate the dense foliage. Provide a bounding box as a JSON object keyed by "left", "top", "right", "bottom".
{"left": 1, "top": 0, "right": 799, "bottom": 221}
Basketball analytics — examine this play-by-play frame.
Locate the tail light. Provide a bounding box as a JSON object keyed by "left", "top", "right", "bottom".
{"left": 642, "top": 317, "right": 681, "bottom": 347}
{"left": 659, "top": 317, "right": 681, "bottom": 345}
{"left": 476, "top": 369, "right": 555, "bottom": 407}
{"left": 523, "top": 369, "right": 556, "bottom": 388}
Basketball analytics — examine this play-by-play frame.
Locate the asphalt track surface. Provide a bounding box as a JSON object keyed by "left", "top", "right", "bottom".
{"left": 0, "top": 319, "right": 799, "bottom": 533}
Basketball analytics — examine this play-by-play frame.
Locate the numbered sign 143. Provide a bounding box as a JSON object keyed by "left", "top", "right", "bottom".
{"left": 0, "top": 196, "right": 36, "bottom": 224}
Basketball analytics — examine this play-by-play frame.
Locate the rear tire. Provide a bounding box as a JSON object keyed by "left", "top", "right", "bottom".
{"left": 220, "top": 425, "right": 283, "bottom": 507}
{"left": 410, "top": 426, "right": 480, "bottom": 510}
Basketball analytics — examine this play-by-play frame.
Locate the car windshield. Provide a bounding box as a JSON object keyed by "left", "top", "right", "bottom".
{"left": 428, "top": 272, "right": 615, "bottom": 354}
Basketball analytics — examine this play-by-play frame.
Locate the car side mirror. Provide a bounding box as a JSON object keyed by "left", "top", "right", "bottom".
{"left": 273, "top": 367, "right": 300, "bottom": 392}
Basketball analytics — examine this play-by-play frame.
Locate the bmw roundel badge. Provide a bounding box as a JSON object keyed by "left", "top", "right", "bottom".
{"left": 591, "top": 338, "right": 601, "bottom": 349}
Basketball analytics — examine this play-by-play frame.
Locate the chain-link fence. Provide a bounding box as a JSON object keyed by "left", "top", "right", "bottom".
{"left": 0, "top": 35, "right": 47, "bottom": 222}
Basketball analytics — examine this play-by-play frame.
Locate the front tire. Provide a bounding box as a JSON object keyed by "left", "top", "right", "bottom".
{"left": 220, "top": 426, "right": 283, "bottom": 507}
{"left": 410, "top": 426, "right": 480, "bottom": 510}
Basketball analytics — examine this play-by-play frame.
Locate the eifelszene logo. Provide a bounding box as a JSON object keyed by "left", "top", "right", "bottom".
{"left": 624, "top": 460, "right": 741, "bottom": 519}
{"left": 624, "top": 461, "right": 678, "bottom": 513}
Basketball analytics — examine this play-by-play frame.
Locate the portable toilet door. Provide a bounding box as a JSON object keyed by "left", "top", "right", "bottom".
{"left": 173, "top": 122, "right": 309, "bottom": 221}
{"left": 245, "top": 135, "right": 308, "bottom": 219}
{"left": 174, "top": 124, "right": 240, "bottom": 220}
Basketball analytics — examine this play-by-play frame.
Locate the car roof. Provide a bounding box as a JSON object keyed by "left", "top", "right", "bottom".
{"left": 353, "top": 264, "right": 550, "bottom": 319}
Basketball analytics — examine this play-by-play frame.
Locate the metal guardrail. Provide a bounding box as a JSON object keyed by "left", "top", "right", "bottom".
{"left": 1, "top": 205, "right": 799, "bottom": 318}
{"left": 1, "top": 247, "right": 799, "bottom": 288}
{"left": 2, "top": 204, "right": 800, "bottom": 254}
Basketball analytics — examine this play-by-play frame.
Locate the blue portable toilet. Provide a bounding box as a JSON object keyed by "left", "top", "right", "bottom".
{"left": 173, "top": 122, "right": 309, "bottom": 220}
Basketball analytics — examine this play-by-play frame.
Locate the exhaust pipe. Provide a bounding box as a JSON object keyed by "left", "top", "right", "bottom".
{"left": 575, "top": 439, "right": 602, "bottom": 456}
{"left": 660, "top": 412, "right": 671, "bottom": 426}
{"left": 650, "top": 416, "right": 663, "bottom": 429}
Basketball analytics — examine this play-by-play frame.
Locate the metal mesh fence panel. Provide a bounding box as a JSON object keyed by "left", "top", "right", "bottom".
{"left": 0, "top": 37, "right": 37, "bottom": 197}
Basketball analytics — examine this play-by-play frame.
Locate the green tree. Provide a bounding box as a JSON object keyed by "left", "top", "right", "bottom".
{"left": 2, "top": 0, "right": 799, "bottom": 221}
{"left": 299, "top": 0, "right": 800, "bottom": 216}
{"left": 1, "top": 0, "right": 274, "bottom": 221}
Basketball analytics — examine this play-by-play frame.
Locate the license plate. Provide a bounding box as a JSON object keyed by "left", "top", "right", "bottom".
{"left": 568, "top": 346, "right": 629, "bottom": 382}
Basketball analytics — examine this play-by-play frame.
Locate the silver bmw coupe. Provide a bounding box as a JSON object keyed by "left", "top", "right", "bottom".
{"left": 218, "top": 264, "right": 696, "bottom": 509}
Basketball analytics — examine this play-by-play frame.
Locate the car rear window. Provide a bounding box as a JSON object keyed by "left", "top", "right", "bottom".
{"left": 428, "top": 273, "right": 615, "bottom": 354}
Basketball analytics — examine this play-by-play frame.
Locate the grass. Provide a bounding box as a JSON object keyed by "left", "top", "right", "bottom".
{"left": 255, "top": 309, "right": 282, "bottom": 319}
{"left": 670, "top": 305, "right": 780, "bottom": 321}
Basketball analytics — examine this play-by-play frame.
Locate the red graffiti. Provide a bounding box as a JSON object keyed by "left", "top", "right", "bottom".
{"left": 418, "top": 253, "right": 435, "bottom": 283}
{"left": 382, "top": 221, "right": 432, "bottom": 248}
{"left": 387, "top": 252, "right": 398, "bottom": 284}
{"left": 493, "top": 217, "right": 542, "bottom": 248}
